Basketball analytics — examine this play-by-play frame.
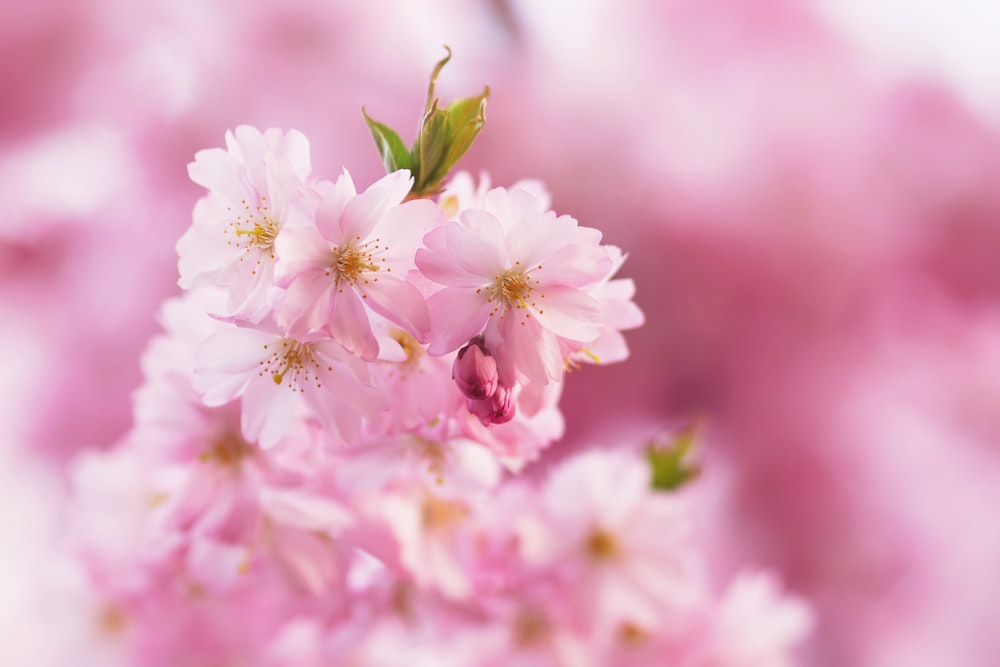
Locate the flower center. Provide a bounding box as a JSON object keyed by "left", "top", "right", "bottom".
{"left": 227, "top": 196, "right": 280, "bottom": 273}
{"left": 512, "top": 608, "right": 550, "bottom": 647}
{"left": 585, "top": 528, "right": 619, "bottom": 561}
{"left": 486, "top": 261, "right": 543, "bottom": 321}
{"left": 390, "top": 329, "right": 424, "bottom": 374}
{"left": 200, "top": 431, "right": 254, "bottom": 468}
{"left": 234, "top": 219, "right": 279, "bottom": 248}
{"left": 411, "top": 437, "right": 448, "bottom": 483}
{"left": 327, "top": 236, "right": 387, "bottom": 291}
{"left": 618, "top": 622, "right": 646, "bottom": 644}
{"left": 258, "top": 339, "right": 327, "bottom": 391}
{"left": 420, "top": 494, "right": 467, "bottom": 531}
{"left": 97, "top": 605, "right": 128, "bottom": 637}
{"left": 440, "top": 194, "right": 460, "bottom": 219}
{"left": 394, "top": 331, "right": 421, "bottom": 363}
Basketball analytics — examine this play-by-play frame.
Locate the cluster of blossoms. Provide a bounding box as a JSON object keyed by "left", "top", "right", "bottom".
{"left": 67, "top": 68, "right": 810, "bottom": 665}
{"left": 170, "top": 124, "right": 634, "bottom": 462}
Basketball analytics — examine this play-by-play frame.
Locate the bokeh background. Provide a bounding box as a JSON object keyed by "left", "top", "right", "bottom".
{"left": 3, "top": 1, "right": 1000, "bottom": 665}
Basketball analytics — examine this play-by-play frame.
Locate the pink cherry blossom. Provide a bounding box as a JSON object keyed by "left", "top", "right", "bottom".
{"left": 520, "top": 448, "right": 705, "bottom": 630}
{"left": 177, "top": 126, "right": 313, "bottom": 323}
{"left": 417, "top": 186, "right": 615, "bottom": 385}
{"left": 378, "top": 483, "right": 478, "bottom": 600}
{"left": 274, "top": 169, "right": 442, "bottom": 360}
{"left": 192, "top": 319, "right": 388, "bottom": 448}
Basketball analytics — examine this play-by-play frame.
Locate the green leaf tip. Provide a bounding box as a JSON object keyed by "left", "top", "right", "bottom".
{"left": 424, "top": 46, "right": 453, "bottom": 113}
{"left": 647, "top": 421, "right": 702, "bottom": 492}
{"left": 362, "top": 46, "right": 489, "bottom": 198}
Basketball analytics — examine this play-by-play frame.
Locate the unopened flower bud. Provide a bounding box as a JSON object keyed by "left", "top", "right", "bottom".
{"left": 467, "top": 384, "right": 515, "bottom": 426}
{"left": 453, "top": 338, "right": 498, "bottom": 400}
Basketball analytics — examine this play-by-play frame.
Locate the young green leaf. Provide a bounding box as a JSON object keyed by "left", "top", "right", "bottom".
{"left": 363, "top": 108, "right": 412, "bottom": 173}
{"left": 647, "top": 422, "right": 701, "bottom": 492}
{"left": 443, "top": 87, "right": 489, "bottom": 169}
{"left": 415, "top": 103, "right": 449, "bottom": 192}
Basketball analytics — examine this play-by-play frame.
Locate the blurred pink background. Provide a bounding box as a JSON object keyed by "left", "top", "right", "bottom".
{"left": 3, "top": 1, "right": 1000, "bottom": 665}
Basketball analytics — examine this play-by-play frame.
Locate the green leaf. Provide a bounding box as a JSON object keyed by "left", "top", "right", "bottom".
{"left": 442, "top": 86, "right": 488, "bottom": 169}
{"left": 362, "top": 108, "right": 412, "bottom": 174}
{"left": 415, "top": 104, "right": 449, "bottom": 192}
{"left": 647, "top": 423, "right": 701, "bottom": 492}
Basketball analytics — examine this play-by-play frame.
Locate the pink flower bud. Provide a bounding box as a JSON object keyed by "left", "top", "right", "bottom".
{"left": 453, "top": 338, "right": 498, "bottom": 400}
{"left": 467, "top": 384, "right": 515, "bottom": 426}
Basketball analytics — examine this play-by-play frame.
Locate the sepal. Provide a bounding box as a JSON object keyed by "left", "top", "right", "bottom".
{"left": 647, "top": 421, "right": 701, "bottom": 492}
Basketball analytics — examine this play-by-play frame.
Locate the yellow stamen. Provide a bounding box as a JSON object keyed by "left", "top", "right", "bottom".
{"left": 585, "top": 528, "right": 619, "bottom": 561}
{"left": 513, "top": 608, "right": 550, "bottom": 647}
{"left": 226, "top": 196, "right": 279, "bottom": 261}
{"left": 411, "top": 437, "right": 448, "bottom": 484}
{"left": 486, "top": 264, "right": 544, "bottom": 323}
{"left": 257, "top": 339, "right": 324, "bottom": 393}
{"left": 328, "top": 237, "right": 387, "bottom": 288}
{"left": 440, "top": 194, "right": 460, "bottom": 219}
{"left": 391, "top": 329, "right": 424, "bottom": 375}
{"left": 421, "top": 494, "right": 467, "bottom": 531}
{"left": 618, "top": 621, "right": 646, "bottom": 644}
{"left": 97, "top": 605, "right": 127, "bottom": 636}
{"left": 199, "top": 431, "right": 253, "bottom": 468}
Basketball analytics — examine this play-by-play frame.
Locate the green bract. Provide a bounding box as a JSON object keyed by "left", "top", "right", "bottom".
{"left": 363, "top": 47, "right": 488, "bottom": 198}
{"left": 647, "top": 423, "right": 701, "bottom": 492}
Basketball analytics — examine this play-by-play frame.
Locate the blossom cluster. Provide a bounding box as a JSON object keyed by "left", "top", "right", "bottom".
{"left": 171, "top": 125, "right": 642, "bottom": 459}
{"left": 67, "top": 125, "right": 810, "bottom": 665}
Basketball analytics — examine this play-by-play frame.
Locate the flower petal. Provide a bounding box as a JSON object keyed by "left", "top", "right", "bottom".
{"left": 273, "top": 226, "right": 334, "bottom": 286}
{"left": 506, "top": 210, "right": 578, "bottom": 269}
{"left": 328, "top": 289, "right": 378, "bottom": 361}
{"left": 532, "top": 285, "right": 603, "bottom": 342}
{"left": 340, "top": 169, "right": 412, "bottom": 242}
{"left": 277, "top": 269, "right": 335, "bottom": 337}
{"left": 193, "top": 328, "right": 275, "bottom": 404}
{"left": 241, "top": 372, "right": 296, "bottom": 449}
{"left": 415, "top": 241, "right": 487, "bottom": 288}
{"left": 187, "top": 147, "right": 253, "bottom": 205}
{"left": 360, "top": 277, "right": 431, "bottom": 340}
{"left": 314, "top": 172, "right": 356, "bottom": 242}
{"left": 426, "top": 288, "right": 492, "bottom": 355}
{"left": 534, "top": 230, "right": 613, "bottom": 288}
{"left": 375, "top": 199, "right": 444, "bottom": 265}
{"left": 450, "top": 210, "right": 508, "bottom": 276}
